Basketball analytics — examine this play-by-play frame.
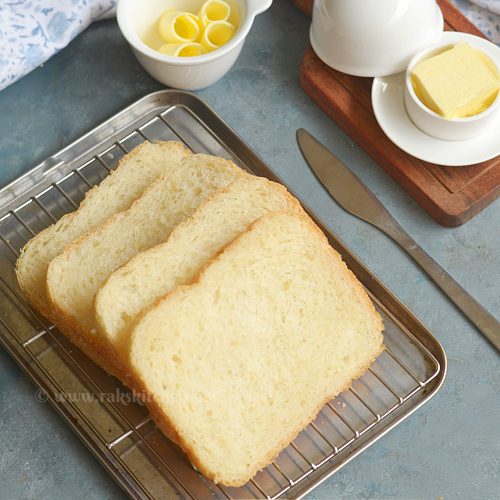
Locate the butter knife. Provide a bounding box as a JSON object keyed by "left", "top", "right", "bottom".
{"left": 297, "top": 128, "right": 500, "bottom": 352}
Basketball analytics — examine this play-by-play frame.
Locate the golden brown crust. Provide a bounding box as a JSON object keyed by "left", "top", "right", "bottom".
{"left": 44, "top": 272, "right": 128, "bottom": 379}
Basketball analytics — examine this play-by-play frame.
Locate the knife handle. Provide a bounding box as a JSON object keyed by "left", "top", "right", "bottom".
{"left": 384, "top": 223, "right": 500, "bottom": 352}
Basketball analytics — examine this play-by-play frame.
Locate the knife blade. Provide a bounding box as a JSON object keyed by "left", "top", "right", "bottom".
{"left": 297, "top": 128, "right": 500, "bottom": 352}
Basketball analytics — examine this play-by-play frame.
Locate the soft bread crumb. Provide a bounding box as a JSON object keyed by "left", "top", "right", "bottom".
{"left": 95, "top": 175, "right": 304, "bottom": 367}
{"left": 130, "top": 212, "right": 384, "bottom": 486}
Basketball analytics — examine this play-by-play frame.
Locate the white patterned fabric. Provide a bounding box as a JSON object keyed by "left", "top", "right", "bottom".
{"left": 0, "top": 1, "right": 116, "bottom": 91}
{"left": 452, "top": 0, "right": 500, "bottom": 42}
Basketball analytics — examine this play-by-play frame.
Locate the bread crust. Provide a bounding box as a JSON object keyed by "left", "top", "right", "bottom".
{"left": 46, "top": 290, "right": 126, "bottom": 379}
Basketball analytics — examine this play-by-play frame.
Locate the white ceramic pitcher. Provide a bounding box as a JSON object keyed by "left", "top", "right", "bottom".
{"left": 310, "top": 0, "right": 444, "bottom": 77}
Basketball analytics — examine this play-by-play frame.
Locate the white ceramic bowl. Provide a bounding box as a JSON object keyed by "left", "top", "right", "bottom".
{"left": 117, "top": 0, "right": 271, "bottom": 90}
{"left": 404, "top": 39, "right": 500, "bottom": 141}
{"left": 310, "top": 0, "right": 444, "bottom": 77}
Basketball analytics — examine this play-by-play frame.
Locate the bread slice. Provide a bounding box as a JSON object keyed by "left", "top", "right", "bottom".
{"left": 129, "top": 212, "right": 384, "bottom": 486}
{"left": 46, "top": 154, "right": 243, "bottom": 375}
{"left": 95, "top": 176, "right": 304, "bottom": 364}
{"left": 16, "top": 141, "right": 191, "bottom": 319}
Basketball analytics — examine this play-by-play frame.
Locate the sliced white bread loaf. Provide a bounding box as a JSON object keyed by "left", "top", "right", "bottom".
{"left": 16, "top": 141, "right": 191, "bottom": 319}
{"left": 46, "top": 154, "right": 243, "bottom": 375}
{"left": 95, "top": 176, "right": 304, "bottom": 364}
{"left": 129, "top": 212, "right": 384, "bottom": 486}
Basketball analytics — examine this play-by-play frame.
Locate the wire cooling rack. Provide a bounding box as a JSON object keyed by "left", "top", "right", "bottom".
{"left": 0, "top": 91, "right": 446, "bottom": 499}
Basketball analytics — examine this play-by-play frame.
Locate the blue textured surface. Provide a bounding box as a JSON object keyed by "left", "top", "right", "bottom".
{"left": 0, "top": 2, "right": 499, "bottom": 499}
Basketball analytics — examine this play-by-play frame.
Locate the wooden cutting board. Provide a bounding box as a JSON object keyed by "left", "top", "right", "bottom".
{"left": 294, "top": 0, "right": 500, "bottom": 227}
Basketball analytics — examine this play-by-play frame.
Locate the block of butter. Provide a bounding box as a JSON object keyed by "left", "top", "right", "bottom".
{"left": 411, "top": 43, "right": 500, "bottom": 119}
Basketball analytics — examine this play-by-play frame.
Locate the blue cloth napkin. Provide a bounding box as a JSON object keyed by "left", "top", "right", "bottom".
{"left": 0, "top": 0, "right": 116, "bottom": 91}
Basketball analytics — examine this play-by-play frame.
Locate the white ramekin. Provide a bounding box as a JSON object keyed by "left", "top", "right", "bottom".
{"left": 117, "top": 0, "right": 272, "bottom": 90}
{"left": 404, "top": 41, "right": 500, "bottom": 142}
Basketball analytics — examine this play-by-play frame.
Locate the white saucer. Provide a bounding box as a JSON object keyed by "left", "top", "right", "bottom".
{"left": 371, "top": 32, "right": 500, "bottom": 166}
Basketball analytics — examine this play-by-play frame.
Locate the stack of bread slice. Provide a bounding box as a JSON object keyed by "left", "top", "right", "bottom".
{"left": 16, "top": 141, "right": 383, "bottom": 486}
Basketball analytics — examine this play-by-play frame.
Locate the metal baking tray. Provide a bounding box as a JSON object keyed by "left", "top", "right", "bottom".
{"left": 0, "top": 90, "right": 446, "bottom": 499}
